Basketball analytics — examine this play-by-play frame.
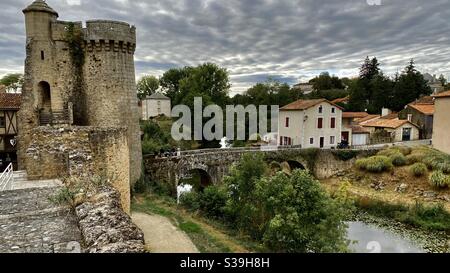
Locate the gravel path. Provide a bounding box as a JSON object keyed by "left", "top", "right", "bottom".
{"left": 131, "top": 212, "right": 199, "bottom": 253}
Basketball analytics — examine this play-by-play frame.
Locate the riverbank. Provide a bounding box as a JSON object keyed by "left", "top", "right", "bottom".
{"left": 349, "top": 210, "right": 449, "bottom": 253}
{"left": 322, "top": 178, "right": 450, "bottom": 253}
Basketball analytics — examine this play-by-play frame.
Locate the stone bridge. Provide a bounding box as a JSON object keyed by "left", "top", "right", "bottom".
{"left": 144, "top": 147, "right": 376, "bottom": 194}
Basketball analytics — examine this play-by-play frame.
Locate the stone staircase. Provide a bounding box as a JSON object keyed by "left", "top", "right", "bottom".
{"left": 0, "top": 171, "right": 83, "bottom": 253}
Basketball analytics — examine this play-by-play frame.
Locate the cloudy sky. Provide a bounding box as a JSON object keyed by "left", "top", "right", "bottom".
{"left": 1, "top": 0, "right": 449, "bottom": 94}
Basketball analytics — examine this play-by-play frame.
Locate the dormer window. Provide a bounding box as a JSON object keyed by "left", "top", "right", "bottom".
{"left": 318, "top": 105, "right": 323, "bottom": 114}
{"left": 331, "top": 107, "right": 335, "bottom": 113}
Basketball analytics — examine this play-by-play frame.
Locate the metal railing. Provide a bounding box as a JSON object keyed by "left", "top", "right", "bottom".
{"left": 0, "top": 163, "right": 14, "bottom": 191}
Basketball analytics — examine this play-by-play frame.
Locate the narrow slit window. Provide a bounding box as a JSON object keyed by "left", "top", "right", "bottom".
{"left": 41, "top": 51, "right": 45, "bottom": 60}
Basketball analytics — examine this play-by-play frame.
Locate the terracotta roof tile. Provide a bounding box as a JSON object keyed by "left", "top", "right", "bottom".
{"left": 355, "top": 114, "right": 380, "bottom": 124}
{"left": 331, "top": 96, "right": 349, "bottom": 104}
{"left": 408, "top": 104, "right": 435, "bottom": 115}
{"left": 362, "top": 117, "right": 416, "bottom": 129}
{"left": 280, "top": 98, "right": 343, "bottom": 111}
{"left": 342, "top": 112, "right": 369, "bottom": 119}
{"left": 350, "top": 125, "right": 370, "bottom": 134}
{"left": 0, "top": 93, "right": 21, "bottom": 110}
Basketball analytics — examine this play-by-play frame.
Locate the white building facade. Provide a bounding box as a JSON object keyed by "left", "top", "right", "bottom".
{"left": 141, "top": 93, "right": 171, "bottom": 120}
{"left": 278, "top": 99, "right": 343, "bottom": 148}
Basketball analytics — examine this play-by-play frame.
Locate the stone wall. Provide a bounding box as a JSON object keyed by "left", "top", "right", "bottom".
{"left": 75, "top": 186, "right": 145, "bottom": 253}
{"left": 24, "top": 126, "right": 131, "bottom": 212}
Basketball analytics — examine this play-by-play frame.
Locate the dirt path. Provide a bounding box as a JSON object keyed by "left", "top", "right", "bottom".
{"left": 131, "top": 212, "right": 199, "bottom": 253}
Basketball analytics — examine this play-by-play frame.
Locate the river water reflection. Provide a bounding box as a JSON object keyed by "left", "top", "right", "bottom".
{"left": 346, "top": 221, "right": 425, "bottom": 253}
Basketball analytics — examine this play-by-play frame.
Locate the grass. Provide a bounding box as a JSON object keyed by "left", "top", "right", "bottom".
{"left": 132, "top": 193, "right": 255, "bottom": 253}
{"left": 322, "top": 179, "right": 450, "bottom": 232}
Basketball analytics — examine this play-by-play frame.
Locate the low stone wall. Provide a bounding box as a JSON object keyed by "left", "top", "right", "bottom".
{"left": 24, "top": 126, "right": 131, "bottom": 212}
{"left": 74, "top": 186, "right": 145, "bottom": 253}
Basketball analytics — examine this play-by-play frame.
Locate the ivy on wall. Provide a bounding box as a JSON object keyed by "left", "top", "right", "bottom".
{"left": 65, "top": 22, "right": 84, "bottom": 68}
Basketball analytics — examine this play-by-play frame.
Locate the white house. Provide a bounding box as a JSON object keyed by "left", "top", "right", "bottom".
{"left": 278, "top": 99, "right": 343, "bottom": 148}
{"left": 141, "top": 93, "right": 171, "bottom": 120}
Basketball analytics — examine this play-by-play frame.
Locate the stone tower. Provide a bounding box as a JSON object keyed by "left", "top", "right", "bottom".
{"left": 19, "top": 0, "right": 142, "bottom": 185}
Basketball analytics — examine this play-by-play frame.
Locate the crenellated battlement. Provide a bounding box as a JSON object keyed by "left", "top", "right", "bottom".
{"left": 83, "top": 39, "right": 136, "bottom": 54}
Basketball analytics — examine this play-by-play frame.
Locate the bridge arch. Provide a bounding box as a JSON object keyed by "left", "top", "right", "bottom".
{"left": 286, "top": 160, "right": 306, "bottom": 171}
{"left": 179, "top": 167, "right": 213, "bottom": 191}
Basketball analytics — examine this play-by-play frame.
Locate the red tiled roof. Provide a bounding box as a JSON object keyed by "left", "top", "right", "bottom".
{"left": 342, "top": 112, "right": 369, "bottom": 119}
{"left": 350, "top": 125, "right": 370, "bottom": 134}
{"left": 355, "top": 114, "right": 380, "bottom": 124}
{"left": 331, "top": 96, "right": 349, "bottom": 104}
{"left": 280, "top": 98, "right": 343, "bottom": 111}
{"left": 0, "top": 93, "right": 21, "bottom": 110}
{"left": 434, "top": 90, "right": 450, "bottom": 98}
{"left": 408, "top": 104, "right": 434, "bottom": 115}
{"left": 362, "top": 117, "right": 416, "bottom": 129}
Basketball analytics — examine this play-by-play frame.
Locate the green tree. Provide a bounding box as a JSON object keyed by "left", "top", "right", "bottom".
{"left": 256, "top": 170, "right": 348, "bottom": 253}
{"left": 160, "top": 66, "right": 194, "bottom": 101}
{"left": 137, "top": 75, "right": 159, "bottom": 99}
{"left": 310, "top": 72, "right": 344, "bottom": 91}
{"left": 223, "top": 153, "right": 268, "bottom": 237}
{"left": 0, "top": 73, "right": 23, "bottom": 92}
{"left": 391, "top": 59, "right": 432, "bottom": 111}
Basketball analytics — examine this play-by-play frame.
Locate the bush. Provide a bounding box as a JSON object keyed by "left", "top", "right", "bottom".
{"left": 357, "top": 156, "right": 393, "bottom": 173}
{"left": 429, "top": 171, "right": 450, "bottom": 189}
{"left": 355, "top": 158, "right": 368, "bottom": 170}
{"left": 256, "top": 170, "right": 348, "bottom": 253}
{"left": 390, "top": 152, "right": 407, "bottom": 166}
{"left": 179, "top": 191, "right": 201, "bottom": 211}
{"left": 199, "top": 186, "right": 227, "bottom": 219}
{"left": 409, "top": 163, "right": 428, "bottom": 177}
{"left": 406, "top": 153, "right": 425, "bottom": 164}
{"left": 378, "top": 146, "right": 412, "bottom": 157}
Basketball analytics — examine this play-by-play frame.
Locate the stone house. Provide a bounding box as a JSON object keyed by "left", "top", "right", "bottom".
{"left": 432, "top": 90, "right": 450, "bottom": 154}
{"left": 0, "top": 92, "right": 21, "bottom": 171}
{"left": 360, "top": 114, "right": 420, "bottom": 142}
{"left": 278, "top": 99, "right": 343, "bottom": 148}
{"left": 141, "top": 92, "right": 171, "bottom": 119}
{"left": 398, "top": 96, "right": 434, "bottom": 139}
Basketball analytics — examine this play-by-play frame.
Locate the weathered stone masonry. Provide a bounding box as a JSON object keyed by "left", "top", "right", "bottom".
{"left": 17, "top": 1, "right": 143, "bottom": 211}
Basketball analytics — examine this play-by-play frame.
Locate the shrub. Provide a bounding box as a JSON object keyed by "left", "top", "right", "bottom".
{"left": 410, "top": 163, "right": 428, "bottom": 177}
{"left": 179, "top": 191, "right": 201, "bottom": 211}
{"left": 378, "top": 146, "right": 412, "bottom": 157}
{"left": 257, "top": 170, "right": 348, "bottom": 253}
{"left": 406, "top": 153, "right": 425, "bottom": 164}
{"left": 360, "top": 156, "right": 393, "bottom": 173}
{"left": 429, "top": 171, "right": 450, "bottom": 189}
{"left": 198, "top": 186, "right": 227, "bottom": 219}
{"left": 355, "top": 158, "right": 368, "bottom": 170}
{"left": 390, "top": 152, "right": 407, "bottom": 166}
{"left": 332, "top": 150, "right": 359, "bottom": 161}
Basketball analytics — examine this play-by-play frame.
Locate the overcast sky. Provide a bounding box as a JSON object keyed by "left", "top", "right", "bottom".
{"left": 1, "top": 0, "right": 449, "bottom": 94}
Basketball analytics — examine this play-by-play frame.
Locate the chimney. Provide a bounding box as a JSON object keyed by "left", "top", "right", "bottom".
{"left": 381, "top": 107, "right": 392, "bottom": 117}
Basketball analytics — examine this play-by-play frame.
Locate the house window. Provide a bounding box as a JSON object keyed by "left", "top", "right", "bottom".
{"left": 41, "top": 50, "right": 45, "bottom": 60}
{"left": 318, "top": 118, "right": 323, "bottom": 129}
{"left": 280, "top": 136, "right": 283, "bottom": 145}
{"left": 318, "top": 105, "right": 323, "bottom": 114}
{"left": 285, "top": 117, "right": 290, "bottom": 127}
{"left": 331, "top": 107, "right": 335, "bottom": 114}
{"left": 310, "top": 138, "right": 314, "bottom": 144}
{"left": 330, "top": 136, "right": 335, "bottom": 145}
{"left": 0, "top": 116, "right": 5, "bottom": 128}
{"left": 407, "top": 114, "right": 412, "bottom": 122}
{"left": 331, "top": 117, "right": 336, "bottom": 129}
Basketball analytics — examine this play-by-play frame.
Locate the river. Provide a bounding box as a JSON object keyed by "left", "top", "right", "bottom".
{"left": 346, "top": 221, "right": 425, "bottom": 253}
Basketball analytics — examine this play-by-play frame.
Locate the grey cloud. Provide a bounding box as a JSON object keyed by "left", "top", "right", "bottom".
{"left": 1, "top": 0, "right": 449, "bottom": 92}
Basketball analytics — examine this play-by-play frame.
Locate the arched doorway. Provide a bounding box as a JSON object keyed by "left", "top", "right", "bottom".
{"left": 37, "top": 81, "right": 51, "bottom": 125}
{"left": 179, "top": 168, "right": 213, "bottom": 191}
